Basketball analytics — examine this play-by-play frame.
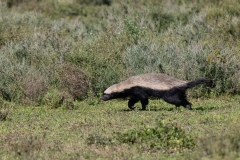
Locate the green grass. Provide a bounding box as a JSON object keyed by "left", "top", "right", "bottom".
{"left": 1, "top": 95, "right": 240, "bottom": 159}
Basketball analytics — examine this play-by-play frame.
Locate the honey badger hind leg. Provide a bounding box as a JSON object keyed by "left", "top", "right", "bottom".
{"left": 164, "top": 88, "right": 192, "bottom": 110}
{"left": 140, "top": 98, "right": 149, "bottom": 110}
{"left": 181, "top": 98, "right": 192, "bottom": 110}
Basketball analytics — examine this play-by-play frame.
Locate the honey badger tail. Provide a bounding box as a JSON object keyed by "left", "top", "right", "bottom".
{"left": 185, "top": 78, "right": 212, "bottom": 89}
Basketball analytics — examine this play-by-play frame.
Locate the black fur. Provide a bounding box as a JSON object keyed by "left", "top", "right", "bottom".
{"left": 101, "top": 78, "right": 212, "bottom": 110}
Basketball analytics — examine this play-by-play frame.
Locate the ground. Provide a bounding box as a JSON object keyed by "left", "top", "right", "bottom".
{"left": 1, "top": 95, "right": 240, "bottom": 159}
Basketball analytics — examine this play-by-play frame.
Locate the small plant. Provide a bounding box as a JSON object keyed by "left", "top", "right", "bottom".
{"left": 124, "top": 19, "right": 146, "bottom": 44}
{"left": 116, "top": 118, "right": 195, "bottom": 153}
{"left": 41, "top": 89, "right": 65, "bottom": 109}
{"left": 86, "top": 133, "right": 113, "bottom": 146}
{"left": 151, "top": 11, "right": 175, "bottom": 32}
{"left": 85, "top": 91, "right": 101, "bottom": 105}
{"left": 0, "top": 108, "right": 9, "bottom": 121}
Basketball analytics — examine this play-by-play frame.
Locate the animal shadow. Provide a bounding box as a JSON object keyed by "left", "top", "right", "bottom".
{"left": 119, "top": 106, "right": 175, "bottom": 112}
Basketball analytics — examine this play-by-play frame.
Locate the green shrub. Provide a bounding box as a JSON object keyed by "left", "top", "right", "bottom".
{"left": 124, "top": 19, "right": 146, "bottom": 43}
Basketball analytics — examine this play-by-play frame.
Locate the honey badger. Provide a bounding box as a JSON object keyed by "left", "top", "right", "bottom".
{"left": 101, "top": 73, "right": 212, "bottom": 110}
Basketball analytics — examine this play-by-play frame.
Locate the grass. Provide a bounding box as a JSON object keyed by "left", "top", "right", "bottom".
{"left": 1, "top": 95, "right": 240, "bottom": 159}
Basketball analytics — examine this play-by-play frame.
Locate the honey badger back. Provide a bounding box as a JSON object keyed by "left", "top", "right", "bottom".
{"left": 101, "top": 73, "right": 212, "bottom": 110}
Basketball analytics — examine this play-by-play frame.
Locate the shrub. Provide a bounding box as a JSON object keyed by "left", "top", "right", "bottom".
{"left": 41, "top": 88, "right": 77, "bottom": 109}
{"left": 41, "top": 88, "right": 65, "bottom": 109}
{"left": 58, "top": 64, "right": 90, "bottom": 100}
{"left": 124, "top": 19, "right": 146, "bottom": 44}
{"left": 21, "top": 69, "right": 48, "bottom": 105}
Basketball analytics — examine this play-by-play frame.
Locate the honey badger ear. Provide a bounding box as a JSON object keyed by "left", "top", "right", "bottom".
{"left": 101, "top": 93, "right": 113, "bottom": 101}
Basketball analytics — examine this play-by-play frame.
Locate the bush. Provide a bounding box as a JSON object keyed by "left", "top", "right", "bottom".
{"left": 41, "top": 88, "right": 78, "bottom": 110}
{"left": 58, "top": 64, "right": 90, "bottom": 100}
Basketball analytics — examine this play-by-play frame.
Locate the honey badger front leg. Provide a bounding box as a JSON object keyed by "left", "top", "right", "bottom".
{"left": 128, "top": 97, "right": 149, "bottom": 110}
{"left": 128, "top": 90, "right": 149, "bottom": 110}
{"left": 128, "top": 87, "right": 149, "bottom": 110}
{"left": 128, "top": 98, "right": 139, "bottom": 109}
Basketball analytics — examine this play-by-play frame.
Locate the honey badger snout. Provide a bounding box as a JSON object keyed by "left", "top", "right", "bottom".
{"left": 101, "top": 93, "right": 113, "bottom": 101}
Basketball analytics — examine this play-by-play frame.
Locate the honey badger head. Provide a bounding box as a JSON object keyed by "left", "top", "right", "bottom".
{"left": 101, "top": 73, "right": 212, "bottom": 110}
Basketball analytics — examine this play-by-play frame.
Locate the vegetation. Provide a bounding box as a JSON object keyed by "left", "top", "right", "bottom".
{"left": 116, "top": 118, "right": 195, "bottom": 153}
{"left": 0, "top": 0, "right": 240, "bottom": 159}
{"left": 1, "top": 97, "right": 240, "bottom": 159}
